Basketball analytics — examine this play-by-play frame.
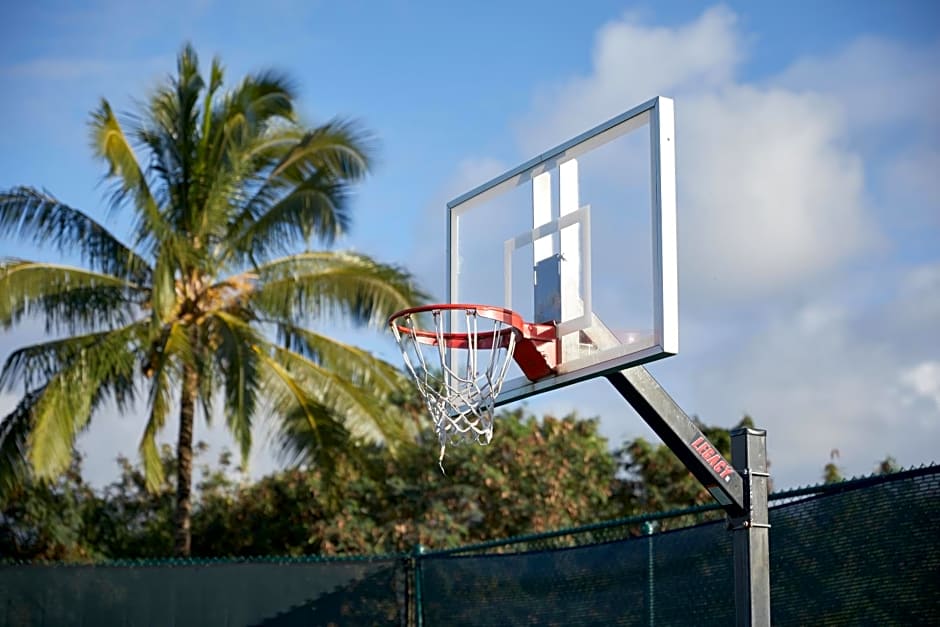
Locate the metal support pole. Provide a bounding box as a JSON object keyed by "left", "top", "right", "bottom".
{"left": 607, "top": 367, "right": 771, "bottom": 624}
{"left": 730, "top": 428, "right": 771, "bottom": 627}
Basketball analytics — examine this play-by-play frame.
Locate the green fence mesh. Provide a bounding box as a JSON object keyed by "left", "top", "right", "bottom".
{"left": 421, "top": 518, "right": 733, "bottom": 626}
{"left": 2, "top": 466, "right": 938, "bottom": 626}
{"left": 769, "top": 468, "right": 940, "bottom": 625}
{"left": 420, "top": 466, "right": 940, "bottom": 626}
{"left": 1, "top": 558, "right": 405, "bottom": 626}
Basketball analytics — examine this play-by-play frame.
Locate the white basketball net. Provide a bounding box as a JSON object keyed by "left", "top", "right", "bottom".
{"left": 390, "top": 307, "right": 517, "bottom": 470}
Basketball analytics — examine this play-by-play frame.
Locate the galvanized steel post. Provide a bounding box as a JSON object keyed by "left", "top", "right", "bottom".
{"left": 730, "top": 428, "right": 771, "bottom": 626}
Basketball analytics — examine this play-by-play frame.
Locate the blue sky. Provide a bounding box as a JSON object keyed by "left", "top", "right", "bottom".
{"left": 1, "top": 1, "right": 938, "bottom": 491}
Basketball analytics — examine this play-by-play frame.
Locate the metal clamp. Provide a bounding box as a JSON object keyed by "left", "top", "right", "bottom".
{"left": 727, "top": 520, "right": 772, "bottom": 531}
{"left": 741, "top": 469, "right": 771, "bottom": 478}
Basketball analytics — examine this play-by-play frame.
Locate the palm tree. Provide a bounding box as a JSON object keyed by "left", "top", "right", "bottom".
{"left": 0, "top": 45, "right": 425, "bottom": 556}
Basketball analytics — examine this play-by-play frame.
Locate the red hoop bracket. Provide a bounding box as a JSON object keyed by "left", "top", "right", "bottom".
{"left": 388, "top": 304, "right": 558, "bottom": 381}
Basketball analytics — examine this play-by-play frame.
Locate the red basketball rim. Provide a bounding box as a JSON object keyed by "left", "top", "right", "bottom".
{"left": 389, "top": 304, "right": 530, "bottom": 349}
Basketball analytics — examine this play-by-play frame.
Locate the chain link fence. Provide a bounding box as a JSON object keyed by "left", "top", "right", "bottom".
{"left": 2, "top": 465, "right": 938, "bottom": 625}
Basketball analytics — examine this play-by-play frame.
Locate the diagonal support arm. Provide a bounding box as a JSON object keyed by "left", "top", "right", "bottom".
{"left": 605, "top": 366, "right": 746, "bottom": 516}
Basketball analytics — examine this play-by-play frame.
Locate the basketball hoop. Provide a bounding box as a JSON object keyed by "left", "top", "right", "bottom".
{"left": 388, "top": 304, "right": 557, "bottom": 468}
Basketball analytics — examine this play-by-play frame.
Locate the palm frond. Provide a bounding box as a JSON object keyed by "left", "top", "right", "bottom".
{"left": 140, "top": 44, "right": 205, "bottom": 234}
{"left": 251, "top": 251, "right": 428, "bottom": 328}
{"left": 223, "top": 119, "right": 374, "bottom": 261}
{"left": 0, "top": 260, "right": 144, "bottom": 334}
{"left": 259, "top": 338, "right": 406, "bottom": 447}
{"left": 254, "top": 346, "right": 348, "bottom": 470}
{"left": 26, "top": 324, "right": 140, "bottom": 478}
{"left": 197, "top": 56, "right": 225, "bottom": 165}
{"left": 196, "top": 71, "right": 297, "bottom": 205}
{"left": 194, "top": 326, "right": 218, "bottom": 427}
{"left": 197, "top": 72, "right": 300, "bottom": 245}
{"left": 190, "top": 57, "right": 238, "bottom": 260}
{"left": 0, "top": 389, "right": 41, "bottom": 497}
{"left": 273, "top": 401, "right": 354, "bottom": 477}
{"left": 193, "top": 135, "right": 260, "bottom": 264}
{"left": 0, "top": 187, "right": 152, "bottom": 282}
{"left": 214, "top": 70, "right": 297, "bottom": 140}
{"left": 149, "top": 243, "right": 181, "bottom": 324}
{"left": 272, "top": 321, "right": 408, "bottom": 393}
{"left": 89, "top": 99, "right": 168, "bottom": 251}
{"left": 1, "top": 327, "right": 140, "bottom": 409}
{"left": 269, "top": 117, "right": 374, "bottom": 182}
{"left": 140, "top": 322, "right": 191, "bottom": 491}
{"left": 206, "top": 311, "right": 261, "bottom": 463}
{"left": 227, "top": 170, "right": 350, "bottom": 260}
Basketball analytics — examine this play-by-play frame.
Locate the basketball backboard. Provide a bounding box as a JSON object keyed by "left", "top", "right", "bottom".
{"left": 446, "top": 96, "right": 677, "bottom": 406}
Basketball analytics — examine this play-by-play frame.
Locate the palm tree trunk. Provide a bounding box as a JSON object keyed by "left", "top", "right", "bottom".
{"left": 173, "top": 363, "right": 198, "bottom": 556}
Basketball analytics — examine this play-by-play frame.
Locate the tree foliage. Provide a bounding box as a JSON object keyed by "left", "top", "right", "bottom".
{"left": 194, "top": 408, "right": 616, "bottom": 556}
{"left": 1, "top": 408, "right": 905, "bottom": 562}
{"left": 0, "top": 456, "right": 98, "bottom": 562}
{"left": 0, "top": 409, "right": 615, "bottom": 559}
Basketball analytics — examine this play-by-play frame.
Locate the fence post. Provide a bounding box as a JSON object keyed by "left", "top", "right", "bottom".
{"left": 412, "top": 544, "right": 425, "bottom": 627}
{"left": 730, "top": 428, "right": 771, "bottom": 626}
{"left": 643, "top": 521, "right": 655, "bottom": 627}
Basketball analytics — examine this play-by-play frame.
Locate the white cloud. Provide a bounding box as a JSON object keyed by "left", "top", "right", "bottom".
{"left": 521, "top": 6, "right": 742, "bottom": 148}
{"left": 513, "top": 7, "right": 879, "bottom": 307}
{"left": 887, "top": 147, "right": 940, "bottom": 198}
{"left": 1, "top": 55, "right": 169, "bottom": 83}
{"left": 882, "top": 147, "right": 940, "bottom": 229}
{"left": 774, "top": 35, "right": 940, "bottom": 258}
{"left": 900, "top": 361, "right": 940, "bottom": 413}
{"left": 684, "top": 263, "right": 940, "bottom": 485}
{"left": 775, "top": 37, "right": 940, "bottom": 139}
{"left": 681, "top": 86, "right": 877, "bottom": 301}
{"left": 887, "top": 262, "right": 940, "bottom": 333}
{"left": 1, "top": 58, "right": 120, "bottom": 80}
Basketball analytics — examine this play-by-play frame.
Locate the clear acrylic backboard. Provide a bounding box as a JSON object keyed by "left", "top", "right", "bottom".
{"left": 446, "top": 96, "right": 678, "bottom": 406}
